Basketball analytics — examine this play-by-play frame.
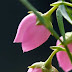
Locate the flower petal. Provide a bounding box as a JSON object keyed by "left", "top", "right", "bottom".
{"left": 14, "top": 13, "right": 36, "bottom": 43}
{"left": 27, "top": 68, "right": 42, "bottom": 72}
{"left": 56, "top": 38, "right": 72, "bottom": 72}
{"left": 14, "top": 13, "right": 51, "bottom": 52}
{"left": 22, "top": 21, "right": 50, "bottom": 52}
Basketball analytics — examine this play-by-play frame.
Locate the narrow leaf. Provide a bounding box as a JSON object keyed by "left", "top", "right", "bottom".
{"left": 59, "top": 5, "right": 72, "bottom": 24}
{"left": 56, "top": 7, "right": 65, "bottom": 41}
{"left": 65, "top": 7, "right": 72, "bottom": 20}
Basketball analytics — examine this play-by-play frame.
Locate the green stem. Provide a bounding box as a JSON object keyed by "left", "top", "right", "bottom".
{"left": 44, "top": 6, "right": 58, "bottom": 16}
{"left": 64, "top": 45, "right": 72, "bottom": 63}
{"left": 59, "top": 40, "right": 72, "bottom": 63}
{"left": 51, "top": 1, "right": 72, "bottom": 7}
{"left": 20, "top": 0, "right": 45, "bottom": 25}
{"left": 64, "top": 2, "right": 72, "bottom": 7}
{"left": 44, "top": 50, "right": 58, "bottom": 69}
{"left": 59, "top": 38, "right": 72, "bottom": 63}
{"left": 20, "top": 0, "right": 37, "bottom": 14}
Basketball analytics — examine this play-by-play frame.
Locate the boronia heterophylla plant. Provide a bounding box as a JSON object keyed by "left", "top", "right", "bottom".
{"left": 14, "top": 0, "right": 72, "bottom": 72}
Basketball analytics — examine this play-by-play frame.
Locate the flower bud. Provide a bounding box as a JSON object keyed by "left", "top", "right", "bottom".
{"left": 64, "top": 32, "right": 72, "bottom": 44}
{"left": 27, "top": 62, "right": 58, "bottom": 72}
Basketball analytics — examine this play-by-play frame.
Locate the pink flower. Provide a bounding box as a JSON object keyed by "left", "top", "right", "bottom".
{"left": 27, "top": 66, "right": 58, "bottom": 72}
{"left": 56, "top": 37, "right": 72, "bottom": 72}
{"left": 14, "top": 13, "right": 51, "bottom": 52}
{"left": 27, "top": 68, "right": 42, "bottom": 72}
{"left": 27, "top": 61, "right": 58, "bottom": 72}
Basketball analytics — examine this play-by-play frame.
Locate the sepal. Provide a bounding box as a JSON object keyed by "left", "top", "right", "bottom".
{"left": 42, "top": 66, "right": 58, "bottom": 72}
{"left": 28, "top": 62, "right": 44, "bottom": 68}
{"left": 50, "top": 46, "right": 66, "bottom": 51}
{"left": 28, "top": 62, "right": 59, "bottom": 72}
{"left": 28, "top": 11, "right": 43, "bottom": 25}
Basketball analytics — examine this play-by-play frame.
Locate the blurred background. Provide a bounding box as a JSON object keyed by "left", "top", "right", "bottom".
{"left": 0, "top": 0, "right": 72, "bottom": 72}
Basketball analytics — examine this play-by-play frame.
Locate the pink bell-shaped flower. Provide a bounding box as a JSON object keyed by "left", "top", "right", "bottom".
{"left": 56, "top": 33, "right": 72, "bottom": 72}
{"left": 14, "top": 13, "right": 51, "bottom": 52}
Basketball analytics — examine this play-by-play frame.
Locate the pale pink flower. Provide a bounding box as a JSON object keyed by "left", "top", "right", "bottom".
{"left": 14, "top": 13, "right": 51, "bottom": 52}
{"left": 27, "top": 66, "right": 58, "bottom": 72}
{"left": 27, "top": 68, "right": 42, "bottom": 72}
{"left": 56, "top": 37, "right": 72, "bottom": 72}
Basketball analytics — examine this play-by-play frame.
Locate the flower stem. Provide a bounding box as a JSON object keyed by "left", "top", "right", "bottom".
{"left": 44, "top": 6, "right": 58, "bottom": 16}
{"left": 44, "top": 50, "right": 58, "bottom": 69}
{"left": 64, "top": 45, "right": 72, "bottom": 63}
{"left": 64, "top": 2, "right": 72, "bottom": 7}
{"left": 59, "top": 39, "right": 72, "bottom": 63}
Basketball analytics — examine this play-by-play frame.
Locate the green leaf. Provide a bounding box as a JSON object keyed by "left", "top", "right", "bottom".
{"left": 50, "top": 46, "right": 66, "bottom": 51}
{"left": 59, "top": 5, "right": 72, "bottom": 24}
{"left": 70, "top": 0, "right": 72, "bottom": 2}
{"left": 65, "top": 7, "right": 72, "bottom": 20}
{"left": 56, "top": 7, "right": 65, "bottom": 41}
{"left": 51, "top": 1, "right": 72, "bottom": 24}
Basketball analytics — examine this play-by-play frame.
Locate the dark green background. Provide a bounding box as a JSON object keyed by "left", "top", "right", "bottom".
{"left": 0, "top": 0, "right": 72, "bottom": 72}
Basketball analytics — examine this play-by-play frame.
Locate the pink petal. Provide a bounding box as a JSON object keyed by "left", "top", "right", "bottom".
{"left": 14, "top": 13, "right": 51, "bottom": 52}
{"left": 21, "top": 20, "right": 50, "bottom": 52}
{"left": 56, "top": 37, "right": 72, "bottom": 72}
{"left": 27, "top": 68, "right": 42, "bottom": 72}
{"left": 14, "top": 13, "right": 36, "bottom": 43}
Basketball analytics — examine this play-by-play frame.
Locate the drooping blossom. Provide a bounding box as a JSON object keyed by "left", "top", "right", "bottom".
{"left": 14, "top": 13, "right": 51, "bottom": 52}
{"left": 56, "top": 37, "right": 72, "bottom": 72}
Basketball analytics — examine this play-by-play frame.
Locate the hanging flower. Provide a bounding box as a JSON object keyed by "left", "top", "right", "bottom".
{"left": 56, "top": 32, "right": 72, "bottom": 72}
{"left": 14, "top": 13, "right": 51, "bottom": 52}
